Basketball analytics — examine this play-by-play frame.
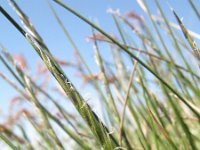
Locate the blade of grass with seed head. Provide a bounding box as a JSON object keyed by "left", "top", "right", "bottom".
{"left": 154, "top": 0, "right": 199, "bottom": 87}
{"left": 47, "top": 0, "right": 116, "bottom": 126}
{"left": 0, "top": 6, "right": 118, "bottom": 149}
{"left": 172, "top": 8, "right": 200, "bottom": 65}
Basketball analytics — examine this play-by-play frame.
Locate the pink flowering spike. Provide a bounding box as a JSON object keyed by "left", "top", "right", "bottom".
{"left": 86, "top": 33, "right": 107, "bottom": 42}
{"left": 9, "top": 96, "right": 24, "bottom": 113}
{"left": 86, "top": 32, "right": 117, "bottom": 43}
{"left": 36, "top": 61, "right": 48, "bottom": 74}
{"left": 55, "top": 58, "right": 69, "bottom": 66}
{"left": 125, "top": 11, "right": 143, "bottom": 22}
{"left": 10, "top": 96, "right": 23, "bottom": 106}
{"left": 13, "top": 54, "right": 27, "bottom": 71}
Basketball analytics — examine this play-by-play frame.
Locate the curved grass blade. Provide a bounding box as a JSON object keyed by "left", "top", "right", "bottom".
{"left": 52, "top": 0, "right": 200, "bottom": 120}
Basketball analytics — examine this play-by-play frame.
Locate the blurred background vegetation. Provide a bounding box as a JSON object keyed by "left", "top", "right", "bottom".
{"left": 0, "top": 0, "right": 200, "bottom": 149}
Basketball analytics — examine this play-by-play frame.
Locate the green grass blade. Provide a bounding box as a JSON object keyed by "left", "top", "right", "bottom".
{"left": 51, "top": 0, "right": 200, "bottom": 120}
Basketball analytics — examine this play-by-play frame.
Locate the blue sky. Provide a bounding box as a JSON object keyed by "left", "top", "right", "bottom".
{"left": 0, "top": 0, "right": 200, "bottom": 120}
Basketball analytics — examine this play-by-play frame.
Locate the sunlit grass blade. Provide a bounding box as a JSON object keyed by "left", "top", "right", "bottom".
{"left": 172, "top": 8, "right": 200, "bottom": 63}
{"left": 0, "top": 6, "right": 118, "bottom": 149}
{"left": 52, "top": 0, "right": 200, "bottom": 120}
{"left": 47, "top": 0, "right": 115, "bottom": 126}
{"left": 1, "top": 0, "right": 200, "bottom": 149}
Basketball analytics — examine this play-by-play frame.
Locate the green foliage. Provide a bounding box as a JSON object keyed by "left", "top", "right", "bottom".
{"left": 0, "top": 0, "right": 200, "bottom": 149}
